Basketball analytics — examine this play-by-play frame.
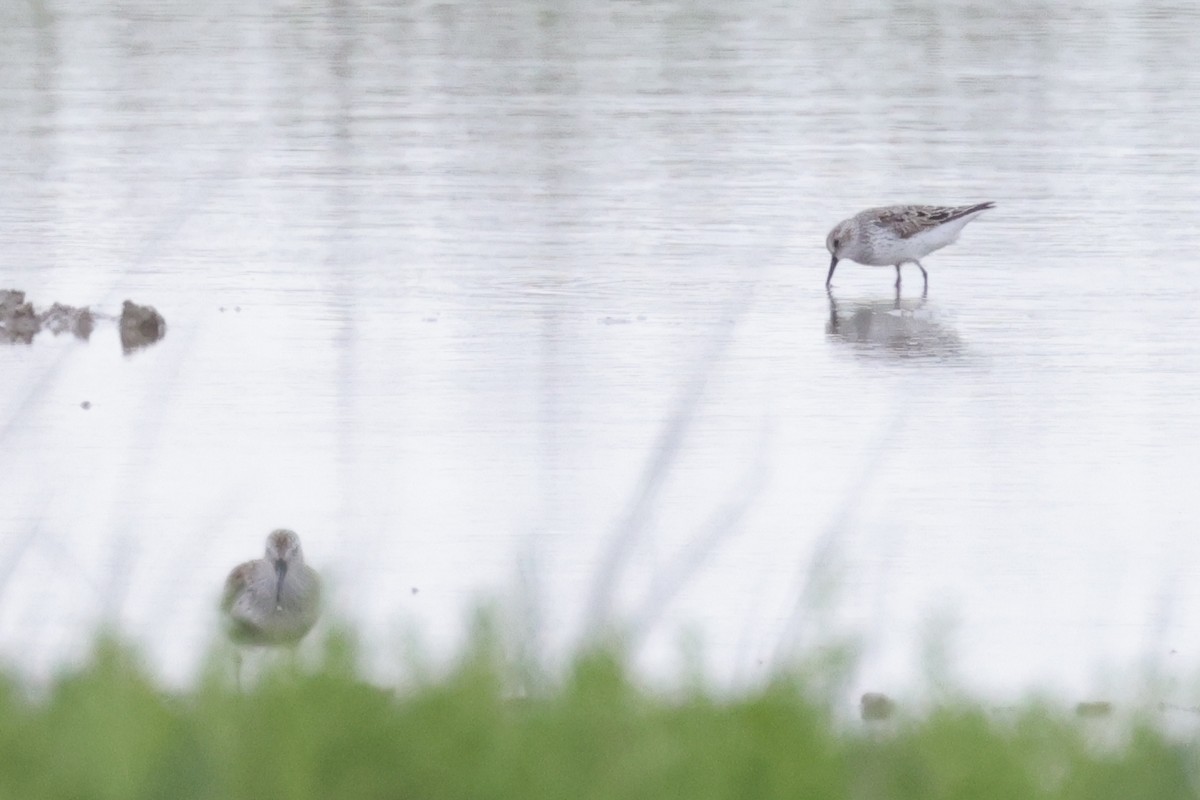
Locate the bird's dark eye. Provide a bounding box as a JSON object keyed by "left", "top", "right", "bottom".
{"left": 832, "top": 238, "right": 840, "bottom": 248}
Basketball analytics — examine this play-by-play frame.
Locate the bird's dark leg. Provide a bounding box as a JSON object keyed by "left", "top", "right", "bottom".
{"left": 894, "top": 265, "right": 902, "bottom": 289}
{"left": 916, "top": 261, "right": 928, "bottom": 292}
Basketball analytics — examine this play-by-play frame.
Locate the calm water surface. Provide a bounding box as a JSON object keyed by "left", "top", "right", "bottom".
{"left": 3, "top": 0, "right": 1200, "bottom": 703}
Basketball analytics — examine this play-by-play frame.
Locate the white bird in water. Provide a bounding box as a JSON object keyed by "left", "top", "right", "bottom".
{"left": 825, "top": 202, "right": 994, "bottom": 290}
{"left": 222, "top": 529, "right": 321, "bottom": 648}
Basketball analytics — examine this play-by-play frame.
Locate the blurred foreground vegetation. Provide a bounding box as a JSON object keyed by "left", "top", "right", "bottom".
{"left": 0, "top": 630, "right": 1196, "bottom": 800}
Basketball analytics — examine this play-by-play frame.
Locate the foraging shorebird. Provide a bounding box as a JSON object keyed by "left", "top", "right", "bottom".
{"left": 825, "top": 202, "right": 994, "bottom": 290}
{"left": 222, "top": 529, "right": 321, "bottom": 648}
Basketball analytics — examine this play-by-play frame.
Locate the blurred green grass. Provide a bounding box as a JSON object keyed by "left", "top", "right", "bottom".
{"left": 0, "top": 631, "right": 1195, "bottom": 800}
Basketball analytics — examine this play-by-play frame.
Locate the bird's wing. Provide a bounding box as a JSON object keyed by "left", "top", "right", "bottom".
{"left": 879, "top": 203, "right": 994, "bottom": 239}
{"left": 874, "top": 207, "right": 922, "bottom": 239}
{"left": 220, "top": 562, "right": 254, "bottom": 613}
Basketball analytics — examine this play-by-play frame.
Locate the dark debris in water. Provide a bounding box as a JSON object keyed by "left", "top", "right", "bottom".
{"left": 0, "top": 290, "right": 40, "bottom": 344}
{"left": 0, "top": 290, "right": 166, "bottom": 352}
{"left": 42, "top": 302, "right": 95, "bottom": 339}
{"left": 119, "top": 300, "right": 167, "bottom": 353}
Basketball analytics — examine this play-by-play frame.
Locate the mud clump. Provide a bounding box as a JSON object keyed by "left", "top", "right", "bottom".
{"left": 42, "top": 302, "right": 96, "bottom": 339}
{"left": 0, "top": 291, "right": 40, "bottom": 344}
{"left": 119, "top": 301, "right": 167, "bottom": 353}
{"left": 0, "top": 290, "right": 165, "bottom": 352}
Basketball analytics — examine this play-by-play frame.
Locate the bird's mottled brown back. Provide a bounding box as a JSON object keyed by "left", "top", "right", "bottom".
{"left": 221, "top": 562, "right": 254, "bottom": 614}
{"left": 874, "top": 202, "right": 994, "bottom": 239}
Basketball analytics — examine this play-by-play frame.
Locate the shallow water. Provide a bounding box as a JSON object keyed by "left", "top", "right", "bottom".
{"left": 3, "top": 0, "right": 1200, "bottom": 702}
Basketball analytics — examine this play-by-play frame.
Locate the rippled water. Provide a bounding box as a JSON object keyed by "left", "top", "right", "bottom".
{"left": 3, "top": 0, "right": 1200, "bottom": 702}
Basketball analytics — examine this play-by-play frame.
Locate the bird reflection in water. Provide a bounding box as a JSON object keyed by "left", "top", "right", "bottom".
{"left": 825, "top": 288, "right": 962, "bottom": 359}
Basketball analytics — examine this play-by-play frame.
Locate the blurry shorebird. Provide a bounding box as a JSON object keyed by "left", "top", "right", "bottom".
{"left": 825, "top": 202, "right": 994, "bottom": 290}
{"left": 222, "top": 529, "right": 321, "bottom": 649}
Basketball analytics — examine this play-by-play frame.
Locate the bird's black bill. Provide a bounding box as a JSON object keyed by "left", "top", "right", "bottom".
{"left": 826, "top": 255, "right": 839, "bottom": 287}
{"left": 275, "top": 559, "right": 288, "bottom": 609}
